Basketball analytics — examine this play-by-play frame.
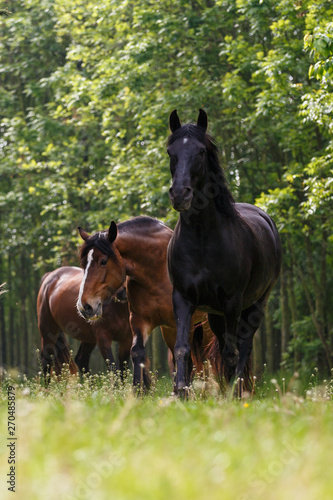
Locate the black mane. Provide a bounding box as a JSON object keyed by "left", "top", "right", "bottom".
{"left": 167, "top": 123, "right": 236, "bottom": 217}
{"left": 118, "top": 216, "right": 166, "bottom": 232}
{"left": 79, "top": 217, "right": 167, "bottom": 263}
{"left": 79, "top": 231, "right": 117, "bottom": 262}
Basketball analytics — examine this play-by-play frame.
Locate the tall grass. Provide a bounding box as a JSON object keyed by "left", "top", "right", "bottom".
{"left": 1, "top": 367, "right": 333, "bottom": 500}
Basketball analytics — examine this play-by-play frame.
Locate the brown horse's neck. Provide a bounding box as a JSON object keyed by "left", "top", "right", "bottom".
{"left": 115, "top": 228, "right": 172, "bottom": 283}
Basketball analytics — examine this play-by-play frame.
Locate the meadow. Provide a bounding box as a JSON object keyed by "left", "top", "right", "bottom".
{"left": 1, "top": 367, "right": 333, "bottom": 500}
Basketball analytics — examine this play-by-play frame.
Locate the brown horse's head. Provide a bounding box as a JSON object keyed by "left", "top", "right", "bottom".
{"left": 76, "top": 221, "right": 126, "bottom": 321}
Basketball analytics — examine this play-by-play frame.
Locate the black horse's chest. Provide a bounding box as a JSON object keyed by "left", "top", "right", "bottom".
{"left": 170, "top": 229, "right": 239, "bottom": 312}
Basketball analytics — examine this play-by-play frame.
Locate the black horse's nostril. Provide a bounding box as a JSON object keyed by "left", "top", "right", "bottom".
{"left": 184, "top": 187, "right": 192, "bottom": 198}
{"left": 169, "top": 186, "right": 192, "bottom": 198}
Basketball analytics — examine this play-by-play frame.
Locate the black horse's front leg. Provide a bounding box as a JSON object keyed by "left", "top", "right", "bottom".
{"left": 172, "top": 289, "right": 195, "bottom": 396}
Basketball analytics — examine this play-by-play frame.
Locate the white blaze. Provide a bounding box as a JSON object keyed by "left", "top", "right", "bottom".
{"left": 77, "top": 249, "right": 94, "bottom": 313}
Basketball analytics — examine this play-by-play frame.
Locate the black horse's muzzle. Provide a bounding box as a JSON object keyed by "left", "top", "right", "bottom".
{"left": 169, "top": 186, "right": 193, "bottom": 211}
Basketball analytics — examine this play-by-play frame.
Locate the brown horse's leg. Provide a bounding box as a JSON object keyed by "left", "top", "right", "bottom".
{"left": 161, "top": 326, "right": 176, "bottom": 378}
{"left": 54, "top": 331, "right": 77, "bottom": 375}
{"left": 75, "top": 342, "right": 96, "bottom": 373}
{"left": 160, "top": 325, "right": 176, "bottom": 353}
{"left": 40, "top": 329, "right": 59, "bottom": 378}
{"left": 96, "top": 333, "right": 116, "bottom": 370}
{"left": 130, "top": 314, "right": 151, "bottom": 390}
{"left": 207, "top": 313, "right": 226, "bottom": 384}
{"left": 118, "top": 337, "right": 131, "bottom": 379}
{"left": 38, "top": 288, "right": 60, "bottom": 379}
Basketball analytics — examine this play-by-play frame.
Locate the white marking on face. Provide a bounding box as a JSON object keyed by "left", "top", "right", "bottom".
{"left": 77, "top": 249, "right": 94, "bottom": 314}
{"left": 183, "top": 137, "right": 188, "bottom": 144}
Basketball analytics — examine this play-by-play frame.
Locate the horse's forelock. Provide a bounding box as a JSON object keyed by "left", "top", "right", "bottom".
{"left": 168, "top": 123, "right": 206, "bottom": 146}
{"left": 79, "top": 232, "right": 117, "bottom": 264}
{"left": 167, "top": 123, "right": 218, "bottom": 155}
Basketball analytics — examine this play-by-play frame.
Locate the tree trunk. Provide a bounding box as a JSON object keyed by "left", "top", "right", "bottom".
{"left": 280, "top": 262, "right": 291, "bottom": 355}
{"left": 265, "top": 302, "right": 274, "bottom": 372}
{"left": 21, "top": 254, "right": 29, "bottom": 374}
{"left": 0, "top": 252, "right": 7, "bottom": 367}
{"left": 287, "top": 271, "right": 299, "bottom": 370}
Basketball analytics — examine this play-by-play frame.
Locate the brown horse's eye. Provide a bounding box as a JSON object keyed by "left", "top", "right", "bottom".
{"left": 100, "top": 259, "right": 108, "bottom": 266}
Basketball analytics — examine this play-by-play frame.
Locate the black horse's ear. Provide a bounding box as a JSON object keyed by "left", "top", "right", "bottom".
{"left": 108, "top": 221, "right": 117, "bottom": 243}
{"left": 78, "top": 227, "right": 90, "bottom": 241}
{"left": 169, "top": 109, "right": 181, "bottom": 133}
{"left": 197, "top": 109, "right": 207, "bottom": 133}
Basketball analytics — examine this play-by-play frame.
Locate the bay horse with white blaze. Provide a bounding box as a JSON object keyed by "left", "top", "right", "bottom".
{"left": 37, "top": 266, "right": 132, "bottom": 376}
{"left": 76, "top": 217, "right": 212, "bottom": 389}
{"left": 167, "top": 109, "right": 282, "bottom": 395}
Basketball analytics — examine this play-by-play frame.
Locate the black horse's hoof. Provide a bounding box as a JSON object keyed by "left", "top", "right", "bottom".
{"left": 175, "top": 381, "right": 190, "bottom": 399}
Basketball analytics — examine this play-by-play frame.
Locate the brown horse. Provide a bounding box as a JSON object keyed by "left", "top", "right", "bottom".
{"left": 76, "top": 217, "right": 212, "bottom": 388}
{"left": 37, "top": 266, "right": 132, "bottom": 376}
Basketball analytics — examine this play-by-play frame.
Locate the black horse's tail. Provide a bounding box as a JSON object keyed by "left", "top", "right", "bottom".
{"left": 51, "top": 331, "right": 78, "bottom": 376}
{"left": 205, "top": 336, "right": 253, "bottom": 392}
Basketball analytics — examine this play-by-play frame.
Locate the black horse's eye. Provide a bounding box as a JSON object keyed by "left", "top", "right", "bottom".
{"left": 100, "top": 259, "right": 108, "bottom": 266}
{"left": 199, "top": 148, "right": 206, "bottom": 156}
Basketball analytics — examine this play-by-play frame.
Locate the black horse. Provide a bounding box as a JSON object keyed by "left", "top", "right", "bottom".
{"left": 167, "top": 109, "right": 282, "bottom": 394}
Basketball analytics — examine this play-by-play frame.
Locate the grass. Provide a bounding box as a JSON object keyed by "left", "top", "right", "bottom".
{"left": 1, "top": 367, "right": 333, "bottom": 500}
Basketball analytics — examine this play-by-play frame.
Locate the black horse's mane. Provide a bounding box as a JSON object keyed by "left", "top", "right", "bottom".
{"left": 167, "top": 123, "right": 237, "bottom": 217}
{"left": 79, "top": 217, "right": 167, "bottom": 262}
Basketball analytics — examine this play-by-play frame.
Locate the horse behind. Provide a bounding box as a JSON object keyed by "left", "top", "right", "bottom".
{"left": 167, "top": 109, "right": 282, "bottom": 394}
{"left": 37, "top": 266, "right": 132, "bottom": 376}
{"left": 76, "top": 217, "right": 213, "bottom": 389}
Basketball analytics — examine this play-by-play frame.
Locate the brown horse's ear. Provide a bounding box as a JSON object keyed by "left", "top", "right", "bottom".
{"left": 108, "top": 221, "right": 117, "bottom": 243}
{"left": 197, "top": 109, "right": 207, "bottom": 133}
{"left": 169, "top": 109, "right": 181, "bottom": 133}
{"left": 78, "top": 227, "right": 90, "bottom": 241}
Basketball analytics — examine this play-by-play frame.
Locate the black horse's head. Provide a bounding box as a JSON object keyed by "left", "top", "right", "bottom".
{"left": 167, "top": 109, "right": 208, "bottom": 212}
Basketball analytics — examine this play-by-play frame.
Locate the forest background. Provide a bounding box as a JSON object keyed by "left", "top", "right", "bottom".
{"left": 0, "top": 0, "right": 332, "bottom": 378}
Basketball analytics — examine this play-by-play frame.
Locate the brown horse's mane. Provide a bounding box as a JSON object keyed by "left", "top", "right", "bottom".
{"left": 79, "top": 217, "right": 167, "bottom": 263}
{"left": 117, "top": 216, "right": 167, "bottom": 233}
